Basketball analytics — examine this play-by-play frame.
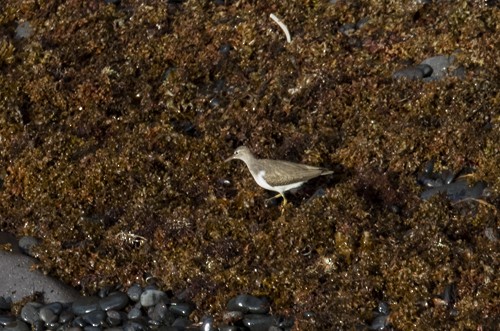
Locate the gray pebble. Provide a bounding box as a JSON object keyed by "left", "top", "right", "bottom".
{"left": 127, "top": 307, "right": 142, "bottom": 320}
{"left": 171, "top": 316, "right": 190, "bottom": 327}
{"left": 83, "top": 326, "right": 101, "bottom": 331}
{"left": 72, "top": 316, "right": 87, "bottom": 328}
{"left": 82, "top": 309, "right": 106, "bottom": 327}
{"left": 242, "top": 314, "right": 277, "bottom": 331}
{"left": 169, "top": 302, "right": 194, "bottom": 317}
{"left": 421, "top": 55, "right": 455, "bottom": 80}
{"left": 201, "top": 316, "right": 215, "bottom": 331}
{"left": 17, "top": 237, "right": 40, "bottom": 257}
{"left": 98, "top": 292, "right": 129, "bottom": 311}
{"left": 0, "top": 315, "right": 16, "bottom": 326}
{"left": 39, "top": 306, "right": 58, "bottom": 324}
{"left": 106, "top": 310, "right": 124, "bottom": 326}
{"left": 392, "top": 64, "right": 432, "bottom": 80}
{"left": 20, "top": 302, "right": 42, "bottom": 324}
{"left": 148, "top": 302, "right": 174, "bottom": 323}
{"left": 0, "top": 297, "right": 12, "bottom": 310}
{"left": 127, "top": 284, "right": 143, "bottom": 302}
{"left": 219, "top": 327, "right": 241, "bottom": 331}
{"left": 140, "top": 289, "right": 166, "bottom": 307}
{"left": 227, "top": 295, "right": 270, "bottom": 314}
{"left": 59, "top": 310, "right": 74, "bottom": 324}
{"left": 3, "top": 320, "right": 30, "bottom": 331}
{"left": 72, "top": 297, "right": 99, "bottom": 316}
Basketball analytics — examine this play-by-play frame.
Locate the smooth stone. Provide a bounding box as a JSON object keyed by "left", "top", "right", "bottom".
{"left": 392, "top": 64, "right": 432, "bottom": 80}
{"left": 72, "top": 297, "right": 99, "bottom": 315}
{"left": 140, "top": 289, "right": 166, "bottom": 307}
{"left": 3, "top": 320, "right": 30, "bottom": 331}
{"left": 171, "top": 316, "right": 190, "bottom": 327}
{"left": 0, "top": 297, "right": 12, "bottom": 310}
{"left": 0, "top": 315, "right": 16, "bottom": 326}
{"left": 0, "top": 251, "right": 80, "bottom": 304}
{"left": 123, "top": 320, "right": 148, "bottom": 331}
{"left": 242, "top": 314, "right": 277, "bottom": 331}
{"left": 421, "top": 55, "right": 455, "bottom": 79}
{"left": 39, "top": 306, "right": 58, "bottom": 324}
{"left": 219, "top": 326, "right": 241, "bottom": 331}
{"left": 83, "top": 327, "right": 101, "bottom": 331}
{"left": 148, "top": 302, "right": 173, "bottom": 323}
{"left": 127, "top": 284, "right": 143, "bottom": 302}
{"left": 98, "top": 292, "right": 129, "bottom": 311}
{"left": 97, "top": 287, "right": 111, "bottom": 299}
{"left": 72, "top": 316, "right": 87, "bottom": 328}
{"left": 227, "top": 295, "right": 270, "bottom": 314}
{"left": 169, "top": 302, "right": 194, "bottom": 317}
{"left": 20, "top": 302, "right": 42, "bottom": 324}
{"left": 201, "top": 316, "right": 215, "bottom": 331}
{"left": 127, "top": 307, "right": 142, "bottom": 320}
{"left": 17, "top": 237, "right": 40, "bottom": 257}
{"left": 45, "top": 321, "right": 60, "bottom": 330}
{"left": 106, "top": 310, "right": 123, "bottom": 326}
{"left": 82, "top": 309, "right": 106, "bottom": 327}
{"left": 59, "top": 310, "right": 74, "bottom": 324}
{"left": 66, "top": 327, "right": 83, "bottom": 331}
{"left": 370, "top": 314, "right": 389, "bottom": 330}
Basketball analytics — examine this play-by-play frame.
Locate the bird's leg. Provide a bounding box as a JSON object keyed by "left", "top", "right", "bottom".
{"left": 279, "top": 194, "right": 288, "bottom": 215}
{"left": 265, "top": 193, "right": 283, "bottom": 204}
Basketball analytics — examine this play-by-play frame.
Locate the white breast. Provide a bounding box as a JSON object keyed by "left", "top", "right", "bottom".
{"left": 253, "top": 170, "right": 304, "bottom": 193}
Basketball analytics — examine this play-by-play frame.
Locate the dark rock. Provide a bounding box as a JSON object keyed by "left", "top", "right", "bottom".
{"left": 242, "top": 314, "right": 276, "bottom": 331}
{"left": 18, "top": 236, "right": 40, "bottom": 257}
{"left": 227, "top": 295, "right": 270, "bottom": 314}
{"left": 140, "top": 289, "right": 167, "bottom": 307}
{"left": 99, "top": 292, "right": 129, "bottom": 311}
{"left": 3, "top": 320, "right": 30, "bottom": 331}
{"left": 169, "top": 302, "right": 194, "bottom": 317}
{"left": 20, "top": 302, "right": 42, "bottom": 324}
{"left": 72, "top": 297, "right": 100, "bottom": 316}
{"left": 127, "top": 284, "right": 143, "bottom": 302}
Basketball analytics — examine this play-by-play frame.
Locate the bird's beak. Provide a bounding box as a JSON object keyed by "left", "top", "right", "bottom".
{"left": 224, "top": 155, "right": 235, "bottom": 163}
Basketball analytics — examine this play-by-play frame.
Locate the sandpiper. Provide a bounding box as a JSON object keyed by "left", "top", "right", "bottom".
{"left": 225, "top": 146, "right": 332, "bottom": 206}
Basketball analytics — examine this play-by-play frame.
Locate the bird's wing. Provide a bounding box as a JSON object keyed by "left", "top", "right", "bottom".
{"left": 260, "top": 160, "right": 330, "bottom": 187}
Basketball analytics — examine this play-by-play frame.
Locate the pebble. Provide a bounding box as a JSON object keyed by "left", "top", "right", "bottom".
{"left": 1, "top": 287, "right": 293, "bottom": 331}
{"left": 39, "top": 306, "right": 58, "bottom": 324}
{"left": 392, "top": 64, "right": 432, "bottom": 80}
{"left": 17, "top": 236, "right": 40, "bottom": 257}
{"left": 0, "top": 315, "right": 16, "bottom": 326}
{"left": 0, "top": 297, "right": 12, "bottom": 310}
{"left": 98, "top": 291, "right": 129, "bottom": 311}
{"left": 20, "top": 302, "right": 42, "bottom": 324}
{"left": 169, "top": 302, "right": 194, "bottom": 317}
{"left": 227, "top": 294, "right": 270, "bottom": 314}
{"left": 3, "top": 320, "right": 30, "bottom": 331}
{"left": 140, "top": 289, "right": 167, "bottom": 307}
{"left": 82, "top": 309, "right": 106, "bottom": 327}
{"left": 127, "top": 283, "right": 143, "bottom": 302}
{"left": 242, "top": 314, "right": 277, "bottom": 331}
{"left": 72, "top": 297, "right": 99, "bottom": 315}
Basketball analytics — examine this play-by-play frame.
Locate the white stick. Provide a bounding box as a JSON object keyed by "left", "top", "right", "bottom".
{"left": 270, "top": 13, "right": 291, "bottom": 43}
